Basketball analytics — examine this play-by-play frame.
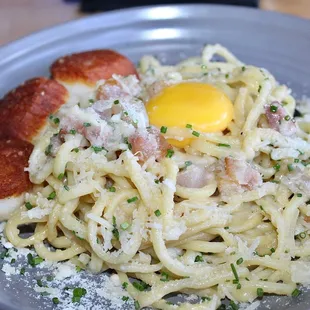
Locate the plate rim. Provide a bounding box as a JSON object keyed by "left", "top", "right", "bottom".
{"left": 0, "top": 3, "right": 310, "bottom": 67}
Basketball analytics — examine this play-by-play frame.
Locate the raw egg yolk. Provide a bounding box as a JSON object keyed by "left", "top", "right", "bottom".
{"left": 146, "top": 82, "right": 234, "bottom": 147}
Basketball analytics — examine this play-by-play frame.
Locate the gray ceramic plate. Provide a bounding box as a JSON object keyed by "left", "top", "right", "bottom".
{"left": 0, "top": 4, "right": 310, "bottom": 310}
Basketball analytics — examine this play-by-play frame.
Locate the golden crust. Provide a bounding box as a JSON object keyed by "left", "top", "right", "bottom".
{"left": 50, "top": 50, "right": 138, "bottom": 86}
{"left": 0, "top": 139, "right": 33, "bottom": 199}
{"left": 0, "top": 77, "right": 68, "bottom": 143}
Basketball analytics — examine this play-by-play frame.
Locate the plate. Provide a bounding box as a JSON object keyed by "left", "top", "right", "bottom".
{"left": 0, "top": 4, "right": 310, "bottom": 310}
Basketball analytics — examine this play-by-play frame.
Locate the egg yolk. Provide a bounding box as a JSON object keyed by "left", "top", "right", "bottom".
{"left": 146, "top": 82, "right": 234, "bottom": 147}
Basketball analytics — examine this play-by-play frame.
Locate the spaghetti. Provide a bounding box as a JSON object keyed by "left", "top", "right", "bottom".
{"left": 5, "top": 44, "right": 310, "bottom": 309}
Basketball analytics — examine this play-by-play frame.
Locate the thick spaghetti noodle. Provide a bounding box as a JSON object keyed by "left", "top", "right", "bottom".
{"left": 5, "top": 44, "right": 310, "bottom": 309}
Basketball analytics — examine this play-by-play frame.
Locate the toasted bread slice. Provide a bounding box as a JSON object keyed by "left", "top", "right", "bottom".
{"left": 51, "top": 49, "right": 137, "bottom": 86}
{"left": 0, "top": 139, "right": 33, "bottom": 220}
{"left": 0, "top": 77, "right": 68, "bottom": 144}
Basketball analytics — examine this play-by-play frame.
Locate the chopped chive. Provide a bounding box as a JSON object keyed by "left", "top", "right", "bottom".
{"left": 89, "top": 99, "right": 94, "bottom": 104}
{"left": 201, "top": 65, "right": 207, "bottom": 70}
{"left": 120, "top": 222, "right": 130, "bottom": 230}
{"left": 10, "top": 258, "right": 16, "bottom": 264}
{"left": 91, "top": 146, "right": 104, "bottom": 153}
{"left": 270, "top": 248, "right": 275, "bottom": 253}
{"left": 292, "top": 288, "right": 301, "bottom": 297}
{"left": 154, "top": 209, "right": 161, "bottom": 217}
{"left": 236, "top": 258, "right": 243, "bottom": 265}
{"left": 122, "top": 282, "right": 128, "bottom": 289}
{"left": 201, "top": 297, "right": 211, "bottom": 302}
{"left": 225, "top": 74, "right": 229, "bottom": 78}
{"left": 124, "top": 111, "right": 128, "bottom": 116}
{"left": 53, "top": 118, "right": 60, "bottom": 125}
{"left": 284, "top": 115, "right": 291, "bottom": 121}
{"left": 49, "top": 115, "right": 54, "bottom": 120}
{"left": 160, "top": 126, "right": 167, "bottom": 134}
{"left": 114, "top": 100, "right": 120, "bottom": 105}
{"left": 160, "top": 272, "right": 169, "bottom": 282}
{"left": 0, "top": 250, "right": 8, "bottom": 260}
{"left": 258, "top": 85, "right": 262, "bottom": 93}
{"left": 20, "top": 267, "right": 25, "bottom": 275}
{"left": 218, "top": 143, "right": 231, "bottom": 148}
{"left": 194, "top": 255, "right": 204, "bottom": 263}
{"left": 108, "top": 186, "right": 116, "bottom": 192}
{"left": 132, "top": 281, "right": 149, "bottom": 291}
{"left": 58, "top": 173, "right": 65, "bottom": 180}
{"left": 186, "top": 124, "right": 193, "bottom": 129}
{"left": 134, "top": 300, "right": 140, "bottom": 310}
{"left": 52, "top": 297, "right": 60, "bottom": 304}
{"left": 236, "top": 283, "right": 242, "bottom": 290}
{"left": 25, "top": 202, "right": 33, "bottom": 210}
{"left": 245, "top": 277, "right": 250, "bottom": 281}
{"left": 294, "top": 159, "right": 300, "bottom": 163}
{"left": 64, "top": 185, "right": 70, "bottom": 191}
{"left": 112, "top": 216, "right": 119, "bottom": 241}
{"left": 230, "top": 263, "right": 239, "bottom": 282}
{"left": 166, "top": 149, "right": 174, "bottom": 158}
{"left": 37, "top": 279, "right": 43, "bottom": 287}
{"left": 47, "top": 275, "right": 54, "bottom": 281}
{"left": 287, "top": 164, "right": 294, "bottom": 172}
{"left": 83, "top": 122, "right": 91, "bottom": 127}
{"left": 154, "top": 179, "right": 160, "bottom": 184}
{"left": 45, "top": 144, "right": 52, "bottom": 156}
{"left": 122, "top": 296, "right": 129, "bottom": 302}
{"left": 73, "top": 288, "right": 87, "bottom": 298}
{"left": 72, "top": 147, "right": 79, "bottom": 153}
{"left": 75, "top": 266, "right": 82, "bottom": 273}
{"left": 224, "top": 226, "right": 229, "bottom": 230}
{"left": 192, "top": 131, "right": 200, "bottom": 137}
{"left": 47, "top": 191, "right": 56, "bottom": 200}
{"left": 297, "top": 193, "right": 303, "bottom": 197}
{"left": 127, "top": 196, "right": 138, "bottom": 203}
{"left": 270, "top": 105, "right": 278, "bottom": 113}
{"left": 27, "top": 253, "right": 44, "bottom": 267}
{"left": 297, "top": 149, "right": 304, "bottom": 155}
{"left": 69, "top": 129, "right": 76, "bottom": 135}
{"left": 273, "top": 163, "right": 281, "bottom": 171}
{"left": 242, "top": 66, "right": 246, "bottom": 72}
{"left": 230, "top": 300, "right": 239, "bottom": 310}
{"left": 257, "top": 288, "right": 264, "bottom": 298}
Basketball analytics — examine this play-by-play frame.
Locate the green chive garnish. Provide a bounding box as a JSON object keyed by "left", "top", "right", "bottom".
{"left": 47, "top": 191, "right": 56, "bottom": 200}
{"left": 292, "top": 288, "right": 301, "bottom": 297}
{"left": 194, "top": 255, "right": 204, "bottom": 263}
{"left": 166, "top": 149, "right": 174, "bottom": 158}
{"left": 257, "top": 288, "right": 264, "bottom": 297}
{"left": 218, "top": 143, "right": 231, "bottom": 148}
{"left": 52, "top": 297, "right": 60, "bottom": 304}
{"left": 236, "top": 258, "right": 243, "bottom": 265}
{"left": 230, "top": 263, "right": 239, "bottom": 282}
{"left": 154, "top": 209, "right": 161, "bottom": 217}
{"left": 127, "top": 196, "right": 138, "bottom": 203}
{"left": 160, "top": 126, "right": 167, "bottom": 134}
{"left": 287, "top": 164, "right": 294, "bottom": 172}
{"left": 25, "top": 202, "right": 33, "bottom": 210}
{"left": 270, "top": 105, "right": 278, "bottom": 113}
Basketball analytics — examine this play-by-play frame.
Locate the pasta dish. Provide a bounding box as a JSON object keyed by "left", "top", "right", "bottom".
{"left": 1, "top": 44, "right": 310, "bottom": 310}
